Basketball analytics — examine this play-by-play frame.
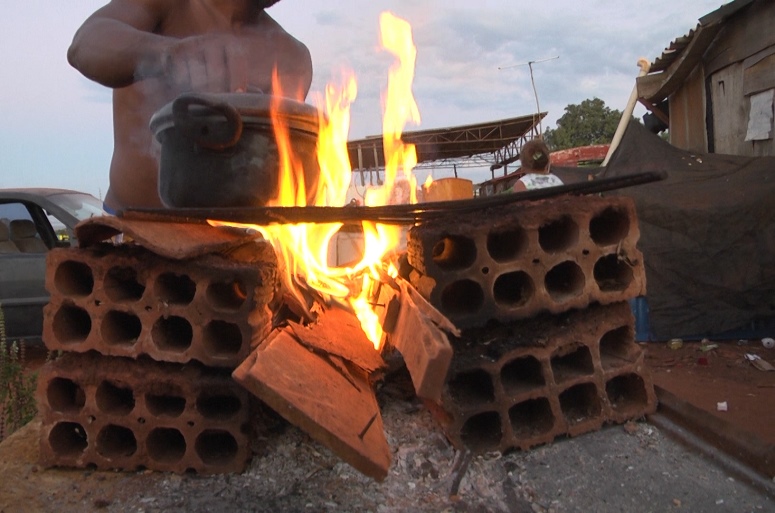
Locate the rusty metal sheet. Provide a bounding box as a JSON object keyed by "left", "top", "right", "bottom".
{"left": 233, "top": 329, "right": 391, "bottom": 480}
{"left": 75, "top": 216, "right": 261, "bottom": 260}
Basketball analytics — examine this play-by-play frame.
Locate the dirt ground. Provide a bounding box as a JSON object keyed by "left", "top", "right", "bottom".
{"left": 645, "top": 339, "right": 775, "bottom": 446}
{"left": 1, "top": 342, "right": 774, "bottom": 513}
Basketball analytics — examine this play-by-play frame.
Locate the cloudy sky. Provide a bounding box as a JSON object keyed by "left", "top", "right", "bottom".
{"left": 0, "top": 0, "right": 723, "bottom": 200}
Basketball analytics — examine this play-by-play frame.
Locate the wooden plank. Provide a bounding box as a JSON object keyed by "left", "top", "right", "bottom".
{"left": 288, "top": 307, "right": 385, "bottom": 374}
{"left": 743, "top": 52, "right": 775, "bottom": 96}
{"left": 232, "top": 329, "right": 391, "bottom": 480}
{"left": 669, "top": 65, "right": 708, "bottom": 153}
{"left": 704, "top": 0, "right": 775, "bottom": 76}
{"left": 382, "top": 278, "right": 459, "bottom": 403}
{"left": 710, "top": 63, "right": 748, "bottom": 155}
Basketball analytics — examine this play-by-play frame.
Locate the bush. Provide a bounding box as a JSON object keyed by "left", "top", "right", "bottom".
{"left": 0, "top": 307, "right": 38, "bottom": 441}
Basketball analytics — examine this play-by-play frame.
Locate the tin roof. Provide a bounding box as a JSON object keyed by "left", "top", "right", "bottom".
{"left": 347, "top": 113, "right": 545, "bottom": 170}
{"left": 638, "top": 0, "right": 756, "bottom": 103}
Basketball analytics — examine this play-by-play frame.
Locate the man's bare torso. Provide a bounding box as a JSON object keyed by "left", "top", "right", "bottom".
{"left": 99, "top": 1, "right": 311, "bottom": 210}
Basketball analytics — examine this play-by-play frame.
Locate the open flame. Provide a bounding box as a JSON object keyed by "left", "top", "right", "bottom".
{"left": 366, "top": 11, "right": 421, "bottom": 208}
{"left": 211, "top": 12, "right": 419, "bottom": 350}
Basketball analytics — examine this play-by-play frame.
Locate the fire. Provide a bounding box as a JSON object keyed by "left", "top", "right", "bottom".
{"left": 365, "top": 11, "right": 421, "bottom": 208}
{"left": 210, "top": 12, "right": 420, "bottom": 351}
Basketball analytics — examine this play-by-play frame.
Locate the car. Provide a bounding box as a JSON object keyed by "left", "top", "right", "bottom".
{"left": 0, "top": 188, "right": 106, "bottom": 344}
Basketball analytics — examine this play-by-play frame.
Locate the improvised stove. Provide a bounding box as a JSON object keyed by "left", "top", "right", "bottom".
{"left": 35, "top": 10, "right": 659, "bottom": 481}
{"left": 36, "top": 177, "right": 659, "bottom": 481}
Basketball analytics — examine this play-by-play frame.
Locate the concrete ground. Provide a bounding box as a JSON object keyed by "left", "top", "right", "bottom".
{"left": 1, "top": 377, "right": 773, "bottom": 513}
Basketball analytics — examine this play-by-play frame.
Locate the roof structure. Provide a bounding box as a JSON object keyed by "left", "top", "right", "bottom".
{"left": 346, "top": 113, "right": 546, "bottom": 173}
{"left": 637, "top": 0, "right": 755, "bottom": 104}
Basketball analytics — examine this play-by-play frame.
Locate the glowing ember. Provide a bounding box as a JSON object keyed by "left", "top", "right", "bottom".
{"left": 210, "top": 11, "right": 420, "bottom": 350}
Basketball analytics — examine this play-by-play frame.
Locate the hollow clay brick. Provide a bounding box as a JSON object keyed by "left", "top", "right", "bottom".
{"left": 428, "top": 302, "right": 657, "bottom": 453}
{"left": 407, "top": 195, "right": 646, "bottom": 328}
{"left": 36, "top": 352, "right": 252, "bottom": 474}
{"left": 43, "top": 242, "right": 276, "bottom": 368}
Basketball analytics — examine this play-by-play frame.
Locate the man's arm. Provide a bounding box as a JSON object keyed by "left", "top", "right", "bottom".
{"left": 67, "top": 0, "right": 174, "bottom": 88}
{"left": 69, "top": 0, "right": 313, "bottom": 97}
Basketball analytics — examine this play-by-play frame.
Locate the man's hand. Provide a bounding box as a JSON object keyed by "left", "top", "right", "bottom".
{"left": 160, "top": 33, "right": 250, "bottom": 93}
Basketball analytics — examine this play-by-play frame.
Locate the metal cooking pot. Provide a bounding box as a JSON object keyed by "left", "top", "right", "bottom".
{"left": 149, "top": 92, "right": 320, "bottom": 209}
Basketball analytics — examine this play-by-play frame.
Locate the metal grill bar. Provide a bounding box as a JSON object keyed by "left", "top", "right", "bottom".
{"left": 122, "top": 171, "right": 665, "bottom": 226}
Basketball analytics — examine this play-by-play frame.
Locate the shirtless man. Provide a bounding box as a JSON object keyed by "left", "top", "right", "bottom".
{"left": 68, "top": 0, "right": 313, "bottom": 212}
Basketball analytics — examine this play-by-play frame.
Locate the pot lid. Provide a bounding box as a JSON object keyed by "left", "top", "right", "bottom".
{"left": 150, "top": 92, "right": 320, "bottom": 135}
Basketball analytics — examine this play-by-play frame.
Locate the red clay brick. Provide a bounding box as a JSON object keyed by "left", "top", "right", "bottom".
{"left": 428, "top": 302, "right": 657, "bottom": 453}
{"left": 37, "top": 352, "right": 252, "bottom": 474}
{"left": 407, "top": 195, "right": 646, "bottom": 328}
{"left": 44, "top": 242, "right": 276, "bottom": 368}
{"left": 387, "top": 279, "right": 455, "bottom": 402}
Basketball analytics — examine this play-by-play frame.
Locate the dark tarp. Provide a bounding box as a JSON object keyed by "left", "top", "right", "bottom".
{"left": 554, "top": 121, "right": 775, "bottom": 339}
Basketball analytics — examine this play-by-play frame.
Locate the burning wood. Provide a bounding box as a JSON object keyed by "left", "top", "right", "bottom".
{"left": 233, "top": 322, "right": 391, "bottom": 480}
{"left": 232, "top": 266, "right": 460, "bottom": 479}
{"left": 377, "top": 276, "right": 458, "bottom": 402}
{"left": 287, "top": 307, "right": 385, "bottom": 375}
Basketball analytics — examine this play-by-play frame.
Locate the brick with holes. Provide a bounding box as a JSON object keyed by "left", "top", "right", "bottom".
{"left": 406, "top": 195, "right": 646, "bottom": 328}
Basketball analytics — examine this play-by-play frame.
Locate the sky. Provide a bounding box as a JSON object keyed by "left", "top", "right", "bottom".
{"left": 0, "top": 0, "right": 725, "bottom": 200}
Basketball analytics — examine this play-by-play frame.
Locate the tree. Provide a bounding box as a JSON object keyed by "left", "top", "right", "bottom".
{"left": 543, "top": 98, "right": 629, "bottom": 151}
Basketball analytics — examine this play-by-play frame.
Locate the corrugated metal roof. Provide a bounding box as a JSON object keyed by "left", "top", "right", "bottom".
{"left": 649, "top": 26, "right": 700, "bottom": 74}
{"left": 639, "top": 0, "right": 757, "bottom": 103}
{"left": 347, "top": 113, "right": 545, "bottom": 170}
{"left": 648, "top": 0, "right": 755, "bottom": 73}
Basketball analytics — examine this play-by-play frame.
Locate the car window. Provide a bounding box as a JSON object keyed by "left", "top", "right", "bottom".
{"left": 44, "top": 193, "right": 106, "bottom": 244}
{"left": 0, "top": 201, "right": 50, "bottom": 254}
{"left": 48, "top": 193, "right": 105, "bottom": 222}
{"left": 45, "top": 211, "right": 70, "bottom": 241}
{"left": 0, "top": 202, "right": 33, "bottom": 222}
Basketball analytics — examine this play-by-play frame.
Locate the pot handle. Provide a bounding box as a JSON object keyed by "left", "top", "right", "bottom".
{"left": 171, "top": 93, "right": 244, "bottom": 150}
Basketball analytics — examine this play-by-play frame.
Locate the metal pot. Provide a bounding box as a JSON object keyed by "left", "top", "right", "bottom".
{"left": 150, "top": 92, "right": 320, "bottom": 208}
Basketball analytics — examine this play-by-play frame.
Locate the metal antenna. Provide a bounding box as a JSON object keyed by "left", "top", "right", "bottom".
{"left": 499, "top": 56, "right": 559, "bottom": 136}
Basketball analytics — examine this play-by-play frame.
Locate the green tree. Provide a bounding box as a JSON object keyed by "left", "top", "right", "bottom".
{"left": 543, "top": 98, "right": 629, "bottom": 150}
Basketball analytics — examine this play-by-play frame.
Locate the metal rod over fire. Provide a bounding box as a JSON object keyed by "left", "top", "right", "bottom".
{"left": 122, "top": 171, "right": 665, "bottom": 226}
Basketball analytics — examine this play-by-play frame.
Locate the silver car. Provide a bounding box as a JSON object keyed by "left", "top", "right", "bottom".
{"left": 0, "top": 188, "right": 105, "bottom": 343}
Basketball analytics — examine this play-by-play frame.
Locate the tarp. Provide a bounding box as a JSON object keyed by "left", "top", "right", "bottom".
{"left": 555, "top": 121, "right": 775, "bottom": 339}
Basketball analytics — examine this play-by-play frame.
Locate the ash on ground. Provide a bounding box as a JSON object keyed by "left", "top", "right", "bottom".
{"left": 86, "top": 370, "right": 772, "bottom": 513}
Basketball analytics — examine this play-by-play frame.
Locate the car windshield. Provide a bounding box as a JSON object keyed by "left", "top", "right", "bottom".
{"left": 49, "top": 192, "right": 105, "bottom": 221}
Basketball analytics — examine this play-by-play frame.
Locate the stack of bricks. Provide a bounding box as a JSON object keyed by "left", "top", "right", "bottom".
{"left": 406, "top": 194, "right": 657, "bottom": 452}
{"left": 37, "top": 238, "right": 277, "bottom": 474}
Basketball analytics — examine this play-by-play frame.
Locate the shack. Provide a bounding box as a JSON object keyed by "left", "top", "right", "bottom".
{"left": 637, "top": 0, "right": 775, "bottom": 156}
{"left": 589, "top": 0, "right": 775, "bottom": 340}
